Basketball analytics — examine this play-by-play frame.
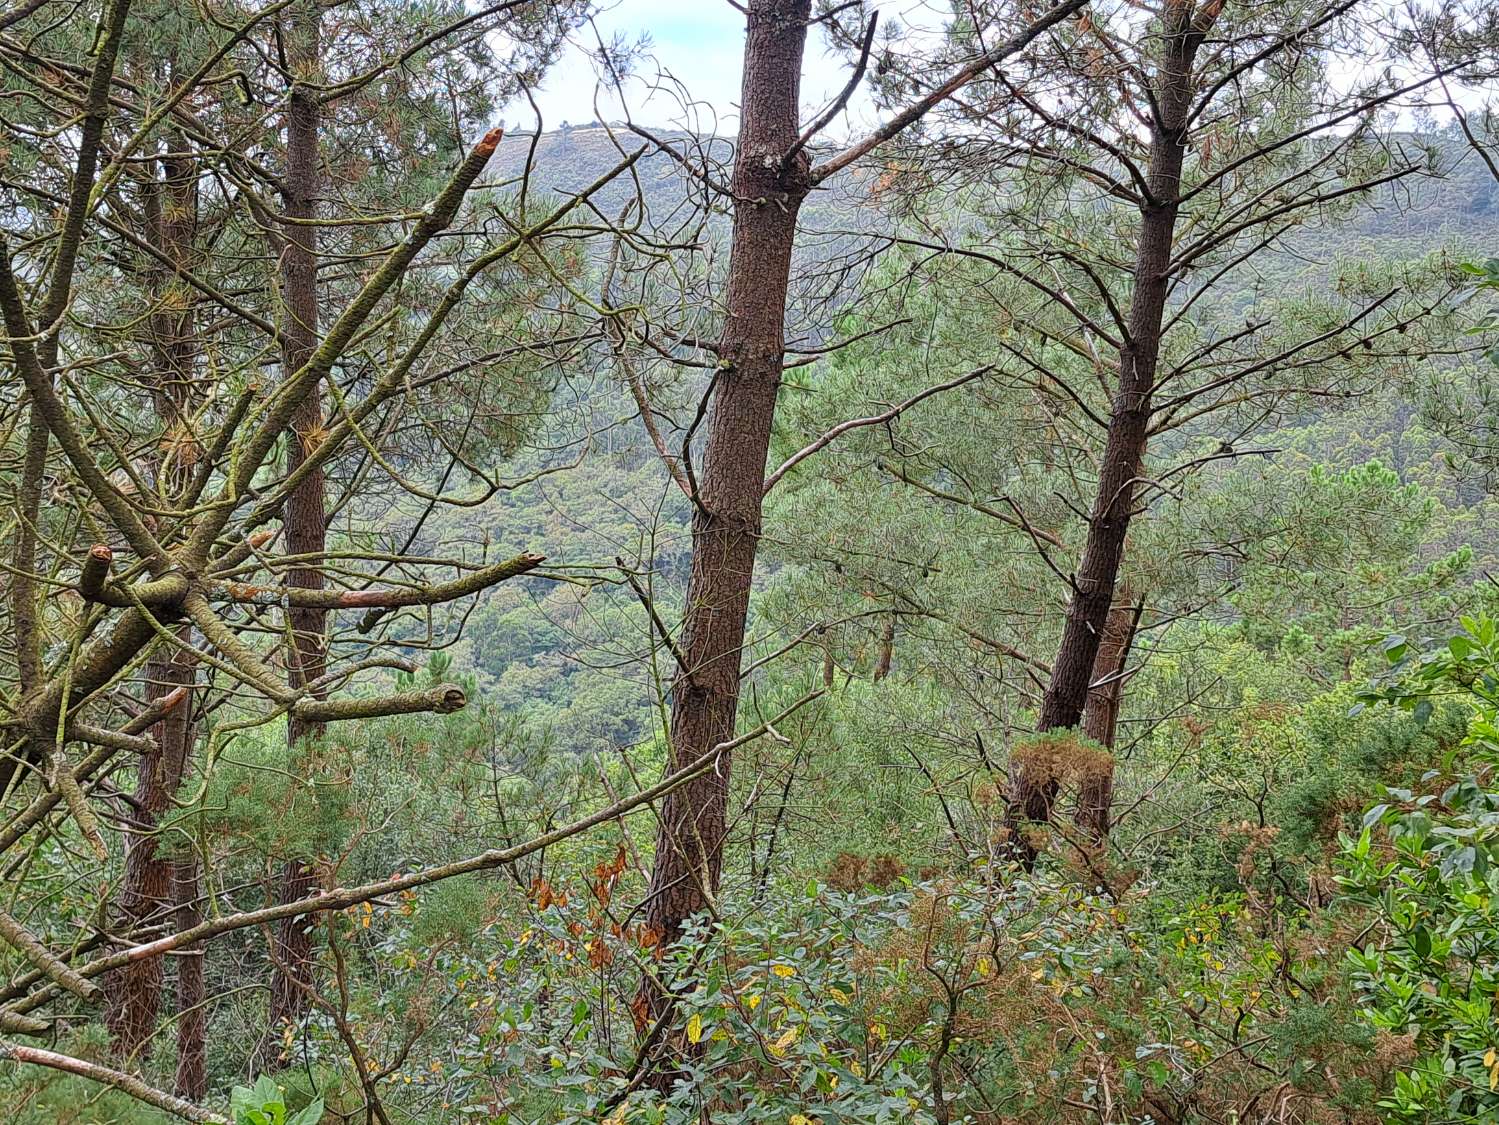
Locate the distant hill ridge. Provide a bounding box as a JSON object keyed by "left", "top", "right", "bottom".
{"left": 492, "top": 124, "right": 1499, "bottom": 253}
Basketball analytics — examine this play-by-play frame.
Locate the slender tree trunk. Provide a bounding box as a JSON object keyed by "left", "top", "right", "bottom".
{"left": 106, "top": 139, "right": 199, "bottom": 1064}
{"left": 105, "top": 645, "right": 195, "bottom": 1060}
{"left": 873, "top": 614, "right": 895, "bottom": 682}
{"left": 173, "top": 853, "right": 206, "bottom": 1100}
{"left": 1007, "top": 3, "right": 1213, "bottom": 862}
{"left": 260, "top": 1, "right": 326, "bottom": 1068}
{"left": 639, "top": 0, "right": 812, "bottom": 982}
{"left": 1074, "top": 592, "right": 1141, "bottom": 841}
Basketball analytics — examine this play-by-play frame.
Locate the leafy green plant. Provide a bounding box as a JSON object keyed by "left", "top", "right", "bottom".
{"left": 229, "top": 1077, "right": 323, "bottom": 1125}
{"left": 1340, "top": 615, "right": 1499, "bottom": 1121}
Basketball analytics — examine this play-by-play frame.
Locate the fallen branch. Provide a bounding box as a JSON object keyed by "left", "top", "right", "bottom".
{"left": 0, "top": 1041, "right": 228, "bottom": 1123}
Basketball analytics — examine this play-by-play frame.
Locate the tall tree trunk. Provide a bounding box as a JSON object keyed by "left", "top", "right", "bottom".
{"left": 639, "top": 0, "right": 812, "bottom": 984}
{"left": 105, "top": 645, "right": 195, "bottom": 1060}
{"left": 1074, "top": 592, "right": 1141, "bottom": 841}
{"left": 1007, "top": 2, "right": 1214, "bottom": 862}
{"left": 106, "top": 137, "right": 199, "bottom": 1064}
{"left": 260, "top": 0, "right": 326, "bottom": 1068}
{"left": 173, "top": 853, "right": 206, "bottom": 1099}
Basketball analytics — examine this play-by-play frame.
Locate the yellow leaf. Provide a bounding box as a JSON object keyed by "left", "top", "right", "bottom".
{"left": 745, "top": 993, "right": 762, "bottom": 1010}
{"left": 1486, "top": 1047, "right": 1497, "bottom": 1068}
{"left": 829, "top": 986, "right": 850, "bottom": 1003}
{"left": 772, "top": 964, "right": 796, "bottom": 978}
{"left": 976, "top": 956, "right": 993, "bottom": 977}
{"left": 686, "top": 1013, "right": 703, "bottom": 1044}
{"left": 790, "top": 1115, "right": 813, "bottom": 1125}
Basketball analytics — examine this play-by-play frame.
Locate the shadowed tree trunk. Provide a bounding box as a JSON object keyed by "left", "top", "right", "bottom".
{"left": 1075, "top": 591, "right": 1141, "bottom": 841}
{"left": 258, "top": 0, "right": 327, "bottom": 1070}
{"left": 105, "top": 136, "right": 200, "bottom": 1065}
{"left": 639, "top": 0, "right": 814, "bottom": 971}
{"left": 105, "top": 646, "right": 195, "bottom": 1060}
{"left": 1007, "top": 0, "right": 1217, "bottom": 863}
{"left": 173, "top": 852, "right": 205, "bottom": 1099}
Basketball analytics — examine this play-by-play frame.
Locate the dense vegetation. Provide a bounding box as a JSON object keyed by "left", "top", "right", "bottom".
{"left": 2, "top": 0, "right": 1499, "bottom": 1122}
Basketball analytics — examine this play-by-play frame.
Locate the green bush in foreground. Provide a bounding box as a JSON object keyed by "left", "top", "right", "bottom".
{"left": 1342, "top": 615, "right": 1499, "bottom": 1122}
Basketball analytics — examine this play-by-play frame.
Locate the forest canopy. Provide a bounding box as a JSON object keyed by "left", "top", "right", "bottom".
{"left": 1, "top": 0, "right": 1499, "bottom": 1122}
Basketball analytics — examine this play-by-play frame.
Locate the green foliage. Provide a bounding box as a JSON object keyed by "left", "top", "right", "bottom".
{"left": 7, "top": 2, "right": 1499, "bottom": 1109}
{"left": 323, "top": 866, "right": 1386, "bottom": 1124}
{"left": 1459, "top": 256, "right": 1499, "bottom": 367}
{"left": 1340, "top": 615, "right": 1499, "bottom": 1121}
{"left": 229, "top": 1078, "right": 322, "bottom": 1125}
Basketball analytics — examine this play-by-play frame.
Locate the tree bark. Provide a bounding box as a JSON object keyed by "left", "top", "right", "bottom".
{"left": 105, "top": 136, "right": 199, "bottom": 1065}
{"left": 1007, "top": 1, "right": 1215, "bottom": 862}
{"left": 173, "top": 853, "right": 206, "bottom": 1100}
{"left": 259, "top": 0, "right": 327, "bottom": 1069}
{"left": 105, "top": 645, "right": 195, "bottom": 1060}
{"left": 639, "top": 0, "right": 813, "bottom": 978}
{"left": 1074, "top": 592, "right": 1141, "bottom": 841}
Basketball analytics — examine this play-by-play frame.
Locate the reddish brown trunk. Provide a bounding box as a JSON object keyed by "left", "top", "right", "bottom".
{"left": 173, "top": 853, "right": 206, "bottom": 1100}
{"left": 106, "top": 641, "right": 195, "bottom": 1060}
{"left": 639, "top": 0, "right": 812, "bottom": 975}
{"left": 1074, "top": 594, "right": 1141, "bottom": 841}
{"left": 1008, "top": 6, "right": 1213, "bottom": 862}
{"left": 106, "top": 137, "right": 199, "bottom": 1064}
{"left": 261, "top": 1, "right": 327, "bottom": 1065}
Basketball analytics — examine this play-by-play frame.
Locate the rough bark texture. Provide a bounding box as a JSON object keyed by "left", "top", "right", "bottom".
{"left": 173, "top": 853, "right": 206, "bottom": 1099}
{"left": 639, "top": 0, "right": 812, "bottom": 972}
{"left": 1008, "top": 2, "right": 1214, "bottom": 860}
{"left": 260, "top": 1, "right": 327, "bottom": 1066}
{"left": 105, "top": 645, "right": 195, "bottom": 1059}
{"left": 105, "top": 138, "right": 199, "bottom": 1064}
{"left": 1074, "top": 593, "right": 1141, "bottom": 841}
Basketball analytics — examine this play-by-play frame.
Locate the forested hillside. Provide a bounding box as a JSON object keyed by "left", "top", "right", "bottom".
{"left": 3, "top": 1, "right": 1499, "bottom": 1124}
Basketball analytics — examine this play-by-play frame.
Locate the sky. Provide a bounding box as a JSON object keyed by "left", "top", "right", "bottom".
{"left": 522, "top": 0, "right": 878, "bottom": 137}
{"left": 514, "top": 0, "right": 1480, "bottom": 138}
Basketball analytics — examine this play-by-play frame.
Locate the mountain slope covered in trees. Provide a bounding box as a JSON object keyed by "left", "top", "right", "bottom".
{"left": 2, "top": 2, "right": 1499, "bottom": 1124}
